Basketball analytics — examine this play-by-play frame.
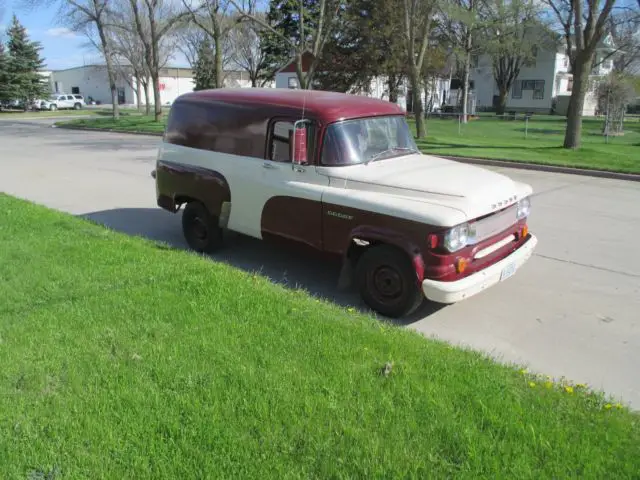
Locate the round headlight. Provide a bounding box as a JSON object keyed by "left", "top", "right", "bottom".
{"left": 517, "top": 197, "right": 531, "bottom": 219}
{"left": 444, "top": 223, "right": 470, "bottom": 252}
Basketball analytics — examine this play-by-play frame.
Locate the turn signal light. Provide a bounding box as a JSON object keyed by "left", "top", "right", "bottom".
{"left": 521, "top": 225, "right": 529, "bottom": 238}
{"left": 456, "top": 258, "right": 468, "bottom": 273}
{"left": 427, "top": 234, "right": 439, "bottom": 249}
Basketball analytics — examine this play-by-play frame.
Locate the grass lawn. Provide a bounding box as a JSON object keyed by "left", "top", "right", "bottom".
{"left": 0, "top": 108, "right": 114, "bottom": 119}
{"left": 1, "top": 193, "right": 639, "bottom": 478}
{"left": 58, "top": 112, "right": 640, "bottom": 174}
{"left": 59, "top": 114, "right": 166, "bottom": 134}
{"left": 414, "top": 114, "right": 640, "bottom": 174}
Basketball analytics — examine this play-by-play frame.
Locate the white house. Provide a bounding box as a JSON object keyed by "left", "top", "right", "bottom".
{"left": 470, "top": 34, "right": 618, "bottom": 115}
{"left": 49, "top": 64, "right": 267, "bottom": 106}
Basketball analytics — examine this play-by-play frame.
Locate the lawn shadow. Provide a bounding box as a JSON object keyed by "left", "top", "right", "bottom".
{"left": 80, "top": 207, "right": 442, "bottom": 325}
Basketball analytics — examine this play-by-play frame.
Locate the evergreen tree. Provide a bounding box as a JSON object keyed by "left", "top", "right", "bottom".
{"left": 193, "top": 38, "right": 217, "bottom": 91}
{"left": 6, "top": 15, "right": 48, "bottom": 108}
{"left": 258, "top": 0, "right": 321, "bottom": 83}
{"left": 0, "top": 40, "right": 11, "bottom": 105}
{"left": 315, "top": 0, "right": 406, "bottom": 94}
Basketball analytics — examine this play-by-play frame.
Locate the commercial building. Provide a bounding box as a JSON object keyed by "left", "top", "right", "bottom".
{"left": 48, "top": 64, "right": 263, "bottom": 106}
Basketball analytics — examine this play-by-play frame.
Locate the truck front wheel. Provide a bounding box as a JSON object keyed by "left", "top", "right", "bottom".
{"left": 355, "top": 245, "right": 423, "bottom": 318}
{"left": 182, "top": 201, "right": 223, "bottom": 253}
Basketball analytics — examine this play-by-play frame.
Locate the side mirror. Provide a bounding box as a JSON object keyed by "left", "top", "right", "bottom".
{"left": 292, "top": 120, "right": 308, "bottom": 165}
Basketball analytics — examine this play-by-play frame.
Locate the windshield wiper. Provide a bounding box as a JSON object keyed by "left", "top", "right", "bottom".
{"left": 365, "top": 147, "right": 418, "bottom": 164}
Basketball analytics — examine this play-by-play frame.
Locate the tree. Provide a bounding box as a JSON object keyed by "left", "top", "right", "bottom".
{"left": 105, "top": 20, "right": 150, "bottom": 113}
{"left": 484, "top": 0, "right": 550, "bottom": 115}
{"left": 311, "top": 0, "right": 375, "bottom": 93}
{"left": 5, "top": 15, "right": 49, "bottom": 110}
{"left": 230, "top": 0, "right": 343, "bottom": 89}
{"left": 441, "top": 0, "right": 485, "bottom": 122}
{"left": 313, "top": 0, "right": 408, "bottom": 98}
{"left": 125, "top": 0, "right": 189, "bottom": 121}
{"left": 597, "top": 72, "right": 636, "bottom": 135}
{"left": 193, "top": 37, "right": 217, "bottom": 90}
{"left": 106, "top": 5, "right": 173, "bottom": 114}
{"left": 47, "top": 0, "right": 122, "bottom": 119}
{"left": 0, "top": 41, "right": 11, "bottom": 105}
{"left": 609, "top": 9, "right": 640, "bottom": 74}
{"left": 402, "top": 0, "right": 438, "bottom": 138}
{"left": 175, "top": 23, "right": 208, "bottom": 69}
{"left": 184, "top": 0, "right": 234, "bottom": 89}
{"left": 228, "top": 1, "right": 270, "bottom": 87}
{"left": 543, "top": 0, "right": 617, "bottom": 149}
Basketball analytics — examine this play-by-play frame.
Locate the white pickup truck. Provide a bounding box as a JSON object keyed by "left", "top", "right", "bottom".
{"left": 154, "top": 89, "right": 537, "bottom": 318}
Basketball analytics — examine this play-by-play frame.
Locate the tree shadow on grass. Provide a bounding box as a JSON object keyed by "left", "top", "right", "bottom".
{"left": 80, "top": 207, "right": 442, "bottom": 325}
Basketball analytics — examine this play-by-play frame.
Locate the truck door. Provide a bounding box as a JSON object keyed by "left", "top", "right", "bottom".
{"left": 234, "top": 118, "right": 328, "bottom": 249}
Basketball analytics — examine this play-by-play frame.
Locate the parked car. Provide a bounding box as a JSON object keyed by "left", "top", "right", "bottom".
{"left": 153, "top": 89, "right": 537, "bottom": 318}
{"left": 39, "top": 94, "right": 85, "bottom": 111}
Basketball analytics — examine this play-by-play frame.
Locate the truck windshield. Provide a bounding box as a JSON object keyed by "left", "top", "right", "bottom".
{"left": 320, "top": 115, "right": 419, "bottom": 166}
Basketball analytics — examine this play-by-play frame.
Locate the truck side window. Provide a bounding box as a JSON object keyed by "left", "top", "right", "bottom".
{"left": 269, "top": 121, "right": 294, "bottom": 162}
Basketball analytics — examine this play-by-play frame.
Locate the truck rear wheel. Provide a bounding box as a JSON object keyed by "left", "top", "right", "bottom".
{"left": 182, "top": 201, "right": 223, "bottom": 253}
{"left": 355, "top": 245, "right": 423, "bottom": 318}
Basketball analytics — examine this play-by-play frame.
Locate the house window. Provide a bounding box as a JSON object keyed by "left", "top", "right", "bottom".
{"left": 71, "top": 86, "right": 80, "bottom": 94}
{"left": 533, "top": 80, "right": 545, "bottom": 99}
{"left": 288, "top": 77, "right": 298, "bottom": 89}
{"left": 567, "top": 77, "right": 573, "bottom": 92}
{"left": 471, "top": 55, "right": 479, "bottom": 68}
{"left": 512, "top": 81, "right": 523, "bottom": 99}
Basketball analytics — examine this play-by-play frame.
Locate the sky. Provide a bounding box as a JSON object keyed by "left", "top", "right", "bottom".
{"left": 0, "top": 0, "right": 189, "bottom": 70}
{"left": 0, "top": 0, "right": 96, "bottom": 69}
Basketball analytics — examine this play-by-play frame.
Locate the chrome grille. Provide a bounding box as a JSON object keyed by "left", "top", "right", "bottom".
{"left": 470, "top": 205, "right": 518, "bottom": 244}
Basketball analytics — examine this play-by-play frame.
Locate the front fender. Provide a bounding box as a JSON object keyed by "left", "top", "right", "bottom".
{"left": 346, "top": 225, "right": 426, "bottom": 285}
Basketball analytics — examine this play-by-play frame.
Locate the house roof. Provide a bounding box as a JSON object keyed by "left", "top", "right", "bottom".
{"left": 276, "top": 52, "right": 315, "bottom": 74}
{"left": 179, "top": 88, "right": 404, "bottom": 124}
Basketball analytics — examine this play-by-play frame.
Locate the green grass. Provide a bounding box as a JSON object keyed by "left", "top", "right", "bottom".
{"left": 0, "top": 108, "right": 113, "bottom": 119}
{"left": 1, "top": 193, "right": 639, "bottom": 478}
{"left": 59, "top": 114, "right": 166, "bottom": 134}
{"left": 414, "top": 114, "right": 640, "bottom": 174}
{"left": 58, "top": 112, "right": 640, "bottom": 174}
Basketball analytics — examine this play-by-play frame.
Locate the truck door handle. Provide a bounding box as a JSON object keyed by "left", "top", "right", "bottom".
{"left": 263, "top": 162, "right": 278, "bottom": 169}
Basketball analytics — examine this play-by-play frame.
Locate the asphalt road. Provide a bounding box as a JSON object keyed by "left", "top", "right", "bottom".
{"left": 2, "top": 117, "right": 639, "bottom": 408}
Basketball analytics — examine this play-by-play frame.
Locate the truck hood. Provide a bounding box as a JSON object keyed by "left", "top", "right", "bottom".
{"left": 322, "top": 153, "right": 532, "bottom": 221}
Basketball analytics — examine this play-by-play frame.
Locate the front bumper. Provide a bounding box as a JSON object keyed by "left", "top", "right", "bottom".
{"left": 422, "top": 234, "right": 538, "bottom": 304}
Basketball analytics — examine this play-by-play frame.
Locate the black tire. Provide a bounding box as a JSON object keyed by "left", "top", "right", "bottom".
{"left": 74, "top": 103, "right": 82, "bottom": 110}
{"left": 355, "top": 245, "right": 424, "bottom": 318}
{"left": 50, "top": 104, "right": 57, "bottom": 111}
{"left": 181, "top": 201, "right": 223, "bottom": 254}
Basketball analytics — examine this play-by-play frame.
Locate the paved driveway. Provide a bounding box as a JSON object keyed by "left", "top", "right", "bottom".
{"left": 2, "top": 118, "right": 639, "bottom": 408}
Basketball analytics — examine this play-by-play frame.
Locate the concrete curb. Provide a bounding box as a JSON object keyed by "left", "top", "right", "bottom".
{"left": 54, "top": 123, "right": 640, "bottom": 182}
{"left": 438, "top": 155, "right": 640, "bottom": 182}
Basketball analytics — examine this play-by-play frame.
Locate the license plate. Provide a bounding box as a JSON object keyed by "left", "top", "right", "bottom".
{"left": 500, "top": 262, "right": 517, "bottom": 281}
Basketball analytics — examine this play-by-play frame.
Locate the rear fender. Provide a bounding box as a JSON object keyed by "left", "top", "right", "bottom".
{"left": 155, "top": 160, "right": 231, "bottom": 217}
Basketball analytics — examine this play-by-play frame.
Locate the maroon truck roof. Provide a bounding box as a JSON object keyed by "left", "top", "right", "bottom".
{"left": 179, "top": 88, "right": 405, "bottom": 124}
